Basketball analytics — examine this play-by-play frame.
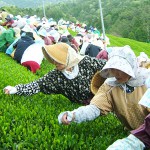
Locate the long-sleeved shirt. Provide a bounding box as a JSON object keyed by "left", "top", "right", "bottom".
{"left": 15, "top": 56, "right": 106, "bottom": 104}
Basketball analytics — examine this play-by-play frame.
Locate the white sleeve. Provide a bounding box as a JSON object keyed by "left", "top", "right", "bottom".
{"left": 80, "top": 42, "right": 89, "bottom": 55}
{"left": 106, "top": 134, "right": 145, "bottom": 150}
{"left": 58, "top": 104, "right": 100, "bottom": 124}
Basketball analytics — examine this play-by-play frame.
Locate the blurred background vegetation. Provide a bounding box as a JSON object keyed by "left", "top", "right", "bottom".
{"left": 0, "top": 0, "right": 150, "bottom": 43}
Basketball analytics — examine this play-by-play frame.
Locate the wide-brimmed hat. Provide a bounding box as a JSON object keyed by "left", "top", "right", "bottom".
{"left": 22, "top": 24, "right": 33, "bottom": 33}
{"left": 42, "top": 42, "right": 84, "bottom": 69}
{"left": 90, "top": 71, "right": 106, "bottom": 95}
{"left": 49, "top": 29, "right": 60, "bottom": 43}
{"left": 100, "top": 46, "right": 137, "bottom": 78}
{"left": 100, "top": 56, "right": 135, "bottom": 78}
{"left": 42, "top": 43, "right": 69, "bottom": 65}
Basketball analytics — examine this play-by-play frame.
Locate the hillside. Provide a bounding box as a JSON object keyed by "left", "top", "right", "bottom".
{"left": 108, "top": 34, "right": 150, "bottom": 57}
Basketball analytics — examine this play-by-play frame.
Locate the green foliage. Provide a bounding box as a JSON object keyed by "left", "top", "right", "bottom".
{"left": 107, "top": 34, "right": 150, "bottom": 56}
{"left": 67, "top": 28, "right": 78, "bottom": 37}
{"left": 0, "top": 36, "right": 150, "bottom": 149}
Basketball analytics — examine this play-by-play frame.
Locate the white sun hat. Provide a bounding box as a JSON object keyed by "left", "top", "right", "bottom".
{"left": 100, "top": 45, "right": 138, "bottom": 78}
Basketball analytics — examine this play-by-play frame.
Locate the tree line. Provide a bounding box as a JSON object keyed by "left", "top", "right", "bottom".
{"left": 1, "top": 0, "right": 150, "bottom": 43}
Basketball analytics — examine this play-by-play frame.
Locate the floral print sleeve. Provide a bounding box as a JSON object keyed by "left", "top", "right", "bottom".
{"left": 14, "top": 56, "right": 106, "bottom": 104}
{"left": 15, "top": 70, "right": 59, "bottom": 96}
{"left": 15, "top": 82, "right": 40, "bottom": 96}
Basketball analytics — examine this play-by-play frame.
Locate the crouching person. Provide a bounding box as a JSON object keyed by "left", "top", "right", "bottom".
{"left": 21, "top": 42, "right": 44, "bottom": 73}
{"left": 3, "top": 42, "right": 106, "bottom": 105}
{"left": 107, "top": 76, "right": 150, "bottom": 150}
{"left": 58, "top": 46, "right": 150, "bottom": 148}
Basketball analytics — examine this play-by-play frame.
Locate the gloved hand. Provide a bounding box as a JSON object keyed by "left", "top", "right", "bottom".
{"left": 3, "top": 86, "right": 17, "bottom": 94}
{"left": 58, "top": 111, "right": 75, "bottom": 125}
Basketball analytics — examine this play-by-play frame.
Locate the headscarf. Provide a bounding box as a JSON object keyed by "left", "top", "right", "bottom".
{"left": 100, "top": 45, "right": 150, "bottom": 87}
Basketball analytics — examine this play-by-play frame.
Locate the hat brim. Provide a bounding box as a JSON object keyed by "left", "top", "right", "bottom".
{"left": 90, "top": 71, "right": 106, "bottom": 95}
{"left": 42, "top": 46, "right": 54, "bottom": 64}
{"left": 100, "top": 56, "right": 135, "bottom": 78}
{"left": 42, "top": 43, "right": 69, "bottom": 65}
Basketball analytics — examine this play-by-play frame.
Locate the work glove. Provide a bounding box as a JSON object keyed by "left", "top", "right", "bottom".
{"left": 3, "top": 85, "right": 17, "bottom": 94}
{"left": 58, "top": 111, "right": 74, "bottom": 124}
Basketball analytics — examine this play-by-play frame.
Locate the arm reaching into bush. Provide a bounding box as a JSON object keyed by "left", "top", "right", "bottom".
{"left": 3, "top": 43, "right": 106, "bottom": 105}
{"left": 58, "top": 104, "right": 100, "bottom": 124}
{"left": 4, "top": 86, "right": 17, "bottom": 94}
{"left": 58, "top": 46, "right": 150, "bottom": 150}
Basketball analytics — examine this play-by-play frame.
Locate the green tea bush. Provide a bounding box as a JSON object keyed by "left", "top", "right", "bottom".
{"left": 0, "top": 37, "right": 150, "bottom": 149}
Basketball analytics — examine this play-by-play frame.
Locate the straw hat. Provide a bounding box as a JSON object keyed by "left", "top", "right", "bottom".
{"left": 90, "top": 71, "right": 106, "bottom": 95}
{"left": 42, "top": 42, "right": 69, "bottom": 65}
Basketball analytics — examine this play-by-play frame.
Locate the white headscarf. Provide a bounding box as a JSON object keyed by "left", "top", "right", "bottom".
{"left": 100, "top": 45, "right": 150, "bottom": 87}
{"left": 62, "top": 46, "right": 85, "bottom": 79}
